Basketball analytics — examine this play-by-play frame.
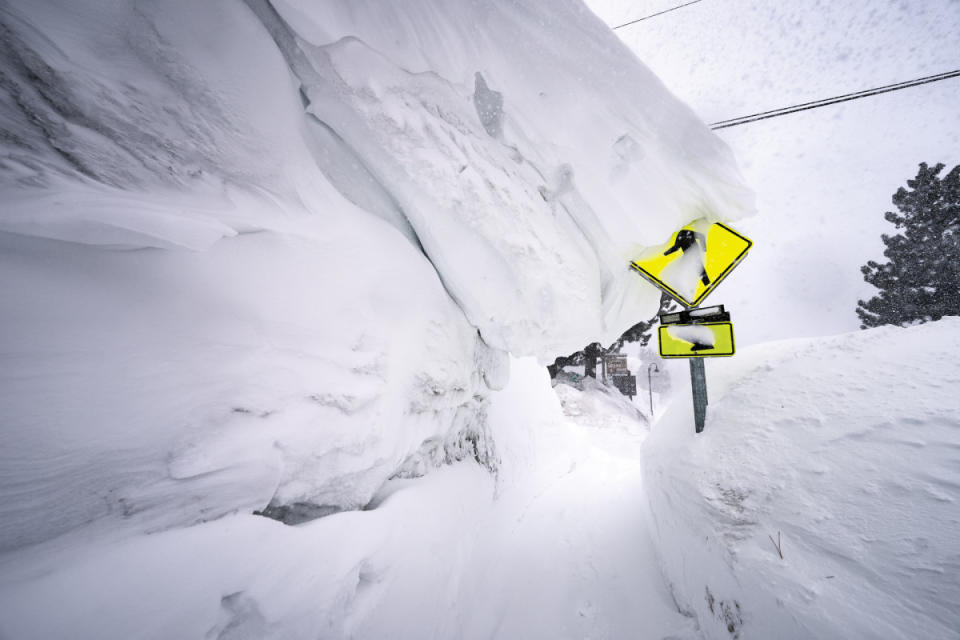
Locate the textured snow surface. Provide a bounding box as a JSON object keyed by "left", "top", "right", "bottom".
{"left": 0, "top": 359, "right": 695, "bottom": 640}
{"left": 0, "top": 0, "right": 752, "bottom": 553}
{"left": 0, "top": 213, "right": 503, "bottom": 551}
{"left": 3, "top": 322, "right": 957, "bottom": 639}
{"left": 645, "top": 318, "right": 960, "bottom": 639}
{"left": 0, "top": 0, "right": 753, "bottom": 357}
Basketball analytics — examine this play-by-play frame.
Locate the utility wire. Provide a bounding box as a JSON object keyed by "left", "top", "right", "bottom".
{"left": 710, "top": 69, "right": 960, "bottom": 130}
{"left": 607, "top": 5, "right": 958, "bottom": 130}
{"left": 611, "top": 0, "right": 704, "bottom": 30}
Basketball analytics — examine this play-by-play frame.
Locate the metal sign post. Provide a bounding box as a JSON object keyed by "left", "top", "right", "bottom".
{"left": 647, "top": 363, "right": 659, "bottom": 417}
{"left": 689, "top": 358, "right": 708, "bottom": 433}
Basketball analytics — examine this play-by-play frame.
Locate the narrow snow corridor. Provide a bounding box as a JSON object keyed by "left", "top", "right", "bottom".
{"left": 348, "top": 358, "right": 694, "bottom": 639}
{"left": 0, "top": 359, "right": 694, "bottom": 640}
{"left": 461, "top": 426, "right": 691, "bottom": 639}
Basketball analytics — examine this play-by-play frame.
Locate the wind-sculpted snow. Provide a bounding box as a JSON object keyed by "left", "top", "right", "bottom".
{"left": 0, "top": 0, "right": 750, "bottom": 556}
{"left": 0, "top": 211, "right": 506, "bottom": 550}
{"left": 0, "top": 359, "right": 696, "bottom": 640}
{"left": 644, "top": 318, "right": 960, "bottom": 639}
{"left": 263, "top": 0, "right": 755, "bottom": 355}
{"left": 1, "top": 0, "right": 753, "bottom": 356}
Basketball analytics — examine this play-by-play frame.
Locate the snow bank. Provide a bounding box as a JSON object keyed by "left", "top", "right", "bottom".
{"left": 266, "top": 0, "right": 755, "bottom": 355}
{"left": 0, "top": 206, "right": 505, "bottom": 551}
{"left": 0, "top": 463, "right": 499, "bottom": 640}
{"left": 1, "top": 0, "right": 753, "bottom": 358}
{"left": 1, "top": 0, "right": 751, "bottom": 555}
{"left": 554, "top": 375, "right": 650, "bottom": 429}
{"left": 644, "top": 318, "right": 960, "bottom": 639}
{"left": 0, "top": 358, "right": 693, "bottom": 639}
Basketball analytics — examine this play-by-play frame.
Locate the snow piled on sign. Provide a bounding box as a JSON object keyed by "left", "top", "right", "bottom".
{"left": 644, "top": 317, "right": 960, "bottom": 639}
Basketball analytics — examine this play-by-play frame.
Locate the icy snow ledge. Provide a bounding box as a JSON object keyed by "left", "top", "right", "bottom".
{"left": 644, "top": 319, "right": 960, "bottom": 639}
{"left": 0, "top": 204, "right": 507, "bottom": 550}
{"left": 1, "top": 0, "right": 753, "bottom": 361}
{"left": 0, "top": 184, "right": 239, "bottom": 250}
{"left": 266, "top": 0, "right": 756, "bottom": 357}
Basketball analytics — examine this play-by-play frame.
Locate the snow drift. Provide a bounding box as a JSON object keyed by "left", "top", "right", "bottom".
{"left": 0, "top": 0, "right": 752, "bottom": 552}
{"left": 0, "top": 0, "right": 753, "bottom": 355}
{"left": 0, "top": 359, "right": 692, "bottom": 640}
{"left": 645, "top": 318, "right": 960, "bottom": 639}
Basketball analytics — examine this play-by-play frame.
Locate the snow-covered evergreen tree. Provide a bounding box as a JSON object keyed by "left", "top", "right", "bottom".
{"left": 857, "top": 162, "right": 960, "bottom": 328}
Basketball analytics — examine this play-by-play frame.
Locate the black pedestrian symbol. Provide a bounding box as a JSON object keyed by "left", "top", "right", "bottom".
{"left": 663, "top": 229, "right": 710, "bottom": 286}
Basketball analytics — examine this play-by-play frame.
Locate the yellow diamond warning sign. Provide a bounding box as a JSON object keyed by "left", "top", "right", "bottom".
{"left": 658, "top": 321, "right": 735, "bottom": 358}
{"left": 630, "top": 219, "right": 752, "bottom": 307}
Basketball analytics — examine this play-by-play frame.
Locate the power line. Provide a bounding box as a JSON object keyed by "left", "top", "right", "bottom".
{"left": 710, "top": 69, "right": 960, "bottom": 130}
{"left": 611, "top": 0, "right": 704, "bottom": 30}
{"left": 607, "top": 5, "right": 959, "bottom": 129}
{"left": 711, "top": 69, "right": 960, "bottom": 127}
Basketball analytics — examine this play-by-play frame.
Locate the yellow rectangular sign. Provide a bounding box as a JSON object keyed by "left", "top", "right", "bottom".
{"left": 630, "top": 220, "right": 752, "bottom": 307}
{"left": 658, "top": 321, "right": 735, "bottom": 358}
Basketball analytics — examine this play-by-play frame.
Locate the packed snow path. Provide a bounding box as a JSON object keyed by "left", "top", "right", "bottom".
{"left": 347, "top": 373, "right": 695, "bottom": 640}
{"left": 0, "top": 359, "right": 693, "bottom": 639}
{"left": 459, "top": 387, "right": 692, "bottom": 639}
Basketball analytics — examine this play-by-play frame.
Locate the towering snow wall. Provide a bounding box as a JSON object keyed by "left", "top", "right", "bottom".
{"left": 0, "top": 0, "right": 753, "bottom": 549}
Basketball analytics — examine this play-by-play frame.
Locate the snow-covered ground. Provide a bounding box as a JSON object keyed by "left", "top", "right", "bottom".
{"left": 646, "top": 318, "right": 960, "bottom": 639}
{"left": 3, "top": 322, "right": 958, "bottom": 638}
{"left": 0, "top": 359, "right": 694, "bottom": 639}
{"left": 2, "top": 0, "right": 958, "bottom": 638}
{"left": 0, "top": 0, "right": 751, "bottom": 551}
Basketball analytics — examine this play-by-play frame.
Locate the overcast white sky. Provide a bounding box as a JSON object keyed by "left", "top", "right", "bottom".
{"left": 586, "top": 0, "right": 960, "bottom": 343}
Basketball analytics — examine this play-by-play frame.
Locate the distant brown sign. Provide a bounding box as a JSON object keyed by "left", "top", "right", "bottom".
{"left": 606, "top": 355, "right": 628, "bottom": 374}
